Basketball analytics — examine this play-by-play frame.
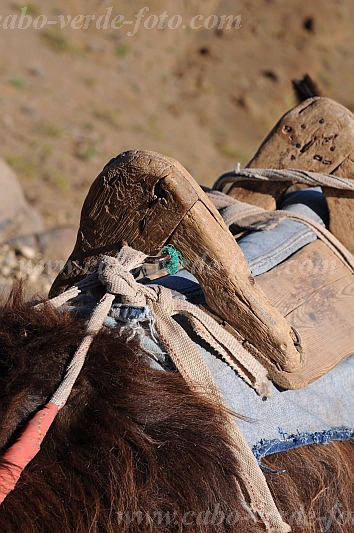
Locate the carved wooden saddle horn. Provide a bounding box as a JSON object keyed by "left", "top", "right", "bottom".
{"left": 50, "top": 98, "right": 354, "bottom": 389}
{"left": 50, "top": 150, "right": 302, "bottom": 384}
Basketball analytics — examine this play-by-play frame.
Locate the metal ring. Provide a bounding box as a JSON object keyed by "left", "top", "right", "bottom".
{"left": 144, "top": 253, "right": 171, "bottom": 265}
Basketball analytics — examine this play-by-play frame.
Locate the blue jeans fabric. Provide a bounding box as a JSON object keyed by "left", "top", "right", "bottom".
{"left": 252, "top": 428, "right": 354, "bottom": 471}
{"left": 106, "top": 304, "right": 354, "bottom": 461}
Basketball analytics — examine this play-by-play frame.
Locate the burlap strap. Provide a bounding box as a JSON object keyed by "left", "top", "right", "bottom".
{"left": 39, "top": 246, "right": 290, "bottom": 532}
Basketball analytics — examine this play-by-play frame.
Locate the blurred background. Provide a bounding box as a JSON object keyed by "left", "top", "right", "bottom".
{"left": 0, "top": 0, "right": 354, "bottom": 231}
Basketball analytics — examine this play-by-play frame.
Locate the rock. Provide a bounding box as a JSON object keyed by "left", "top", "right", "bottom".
{"left": 0, "top": 223, "right": 75, "bottom": 299}
{"left": 37, "top": 227, "right": 76, "bottom": 263}
{"left": 28, "top": 267, "right": 43, "bottom": 283}
{"left": 17, "top": 244, "right": 36, "bottom": 260}
{"left": 6, "top": 226, "right": 76, "bottom": 284}
{"left": 1, "top": 266, "right": 12, "bottom": 277}
{"left": 0, "top": 159, "right": 44, "bottom": 242}
{"left": 3, "top": 253, "right": 17, "bottom": 268}
{"left": 6, "top": 234, "right": 37, "bottom": 250}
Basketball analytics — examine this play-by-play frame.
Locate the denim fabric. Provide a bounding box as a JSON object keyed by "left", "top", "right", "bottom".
{"left": 252, "top": 428, "right": 354, "bottom": 470}
{"left": 106, "top": 309, "right": 354, "bottom": 458}
{"left": 147, "top": 269, "right": 204, "bottom": 304}
{"left": 242, "top": 187, "right": 328, "bottom": 276}
{"left": 197, "top": 340, "right": 354, "bottom": 458}
{"left": 240, "top": 220, "right": 316, "bottom": 276}
{"left": 109, "top": 304, "right": 153, "bottom": 321}
{"left": 281, "top": 187, "right": 329, "bottom": 225}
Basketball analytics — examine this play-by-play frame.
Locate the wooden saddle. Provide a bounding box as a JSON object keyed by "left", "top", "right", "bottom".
{"left": 49, "top": 97, "right": 354, "bottom": 391}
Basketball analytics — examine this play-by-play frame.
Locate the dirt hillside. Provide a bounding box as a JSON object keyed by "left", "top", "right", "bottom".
{"left": 1, "top": 0, "right": 354, "bottom": 229}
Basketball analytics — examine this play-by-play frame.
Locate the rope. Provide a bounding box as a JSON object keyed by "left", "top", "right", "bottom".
{"left": 213, "top": 168, "right": 354, "bottom": 194}
{"left": 0, "top": 245, "right": 290, "bottom": 531}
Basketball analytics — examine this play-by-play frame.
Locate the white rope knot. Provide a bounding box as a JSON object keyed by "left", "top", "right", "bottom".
{"left": 97, "top": 254, "right": 146, "bottom": 305}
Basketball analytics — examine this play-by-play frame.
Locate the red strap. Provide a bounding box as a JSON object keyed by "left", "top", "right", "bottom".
{"left": 0, "top": 402, "right": 58, "bottom": 503}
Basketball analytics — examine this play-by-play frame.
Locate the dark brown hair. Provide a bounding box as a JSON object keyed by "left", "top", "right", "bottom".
{"left": 0, "top": 287, "right": 352, "bottom": 532}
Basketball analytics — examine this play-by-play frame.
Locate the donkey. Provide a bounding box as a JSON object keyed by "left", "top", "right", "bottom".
{"left": 0, "top": 286, "right": 352, "bottom": 533}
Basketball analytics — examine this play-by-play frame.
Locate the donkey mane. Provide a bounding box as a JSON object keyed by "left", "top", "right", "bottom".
{"left": 0, "top": 287, "right": 258, "bottom": 532}
{"left": 0, "top": 286, "right": 352, "bottom": 532}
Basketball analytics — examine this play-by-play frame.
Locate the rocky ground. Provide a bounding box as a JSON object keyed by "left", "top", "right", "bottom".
{"left": 0, "top": 157, "right": 76, "bottom": 296}
{"left": 0, "top": 0, "right": 354, "bottom": 296}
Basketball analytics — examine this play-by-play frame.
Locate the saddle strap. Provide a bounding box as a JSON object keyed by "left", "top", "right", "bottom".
{"left": 213, "top": 167, "right": 354, "bottom": 193}
{"left": 208, "top": 184, "right": 354, "bottom": 274}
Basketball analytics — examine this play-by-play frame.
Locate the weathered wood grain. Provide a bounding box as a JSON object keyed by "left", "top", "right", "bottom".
{"left": 50, "top": 150, "right": 301, "bottom": 374}
{"left": 256, "top": 240, "right": 354, "bottom": 388}
{"left": 170, "top": 200, "right": 301, "bottom": 372}
{"left": 229, "top": 97, "right": 354, "bottom": 253}
{"left": 50, "top": 151, "right": 199, "bottom": 294}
